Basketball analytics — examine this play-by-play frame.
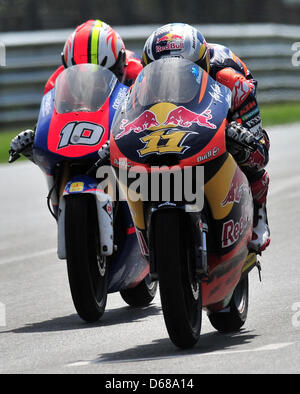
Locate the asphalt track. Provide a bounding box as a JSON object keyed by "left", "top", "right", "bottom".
{"left": 0, "top": 123, "right": 300, "bottom": 374}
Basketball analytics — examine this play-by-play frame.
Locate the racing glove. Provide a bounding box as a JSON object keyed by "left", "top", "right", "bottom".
{"left": 226, "top": 122, "right": 257, "bottom": 164}
{"left": 9, "top": 130, "right": 35, "bottom": 163}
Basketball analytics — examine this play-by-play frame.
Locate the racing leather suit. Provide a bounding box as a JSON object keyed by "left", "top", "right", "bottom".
{"left": 208, "top": 43, "right": 270, "bottom": 206}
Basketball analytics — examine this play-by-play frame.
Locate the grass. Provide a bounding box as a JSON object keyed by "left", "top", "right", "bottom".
{"left": 260, "top": 101, "right": 300, "bottom": 127}
{"left": 0, "top": 102, "right": 299, "bottom": 164}
{"left": 0, "top": 129, "right": 26, "bottom": 164}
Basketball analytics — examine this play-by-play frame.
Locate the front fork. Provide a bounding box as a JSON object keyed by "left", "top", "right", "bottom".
{"left": 57, "top": 175, "right": 114, "bottom": 260}
{"left": 147, "top": 202, "right": 209, "bottom": 281}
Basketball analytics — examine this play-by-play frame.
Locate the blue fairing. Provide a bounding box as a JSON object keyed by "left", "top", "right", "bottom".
{"left": 108, "top": 83, "right": 129, "bottom": 130}
{"left": 107, "top": 201, "right": 148, "bottom": 293}
{"left": 33, "top": 81, "right": 129, "bottom": 175}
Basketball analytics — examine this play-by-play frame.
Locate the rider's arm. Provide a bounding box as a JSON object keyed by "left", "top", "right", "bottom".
{"left": 122, "top": 50, "right": 143, "bottom": 86}
{"left": 216, "top": 67, "right": 270, "bottom": 172}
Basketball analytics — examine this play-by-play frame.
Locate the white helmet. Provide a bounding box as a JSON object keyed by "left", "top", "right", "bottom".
{"left": 142, "top": 23, "right": 210, "bottom": 72}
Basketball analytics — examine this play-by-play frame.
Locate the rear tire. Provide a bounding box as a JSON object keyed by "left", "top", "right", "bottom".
{"left": 120, "top": 276, "right": 158, "bottom": 307}
{"left": 154, "top": 210, "right": 202, "bottom": 349}
{"left": 208, "top": 275, "right": 249, "bottom": 333}
{"left": 65, "top": 194, "right": 108, "bottom": 323}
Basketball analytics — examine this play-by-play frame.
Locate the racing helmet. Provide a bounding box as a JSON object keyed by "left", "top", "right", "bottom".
{"left": 142, "top": 23, "right": 210, "bottom": 73}
{"left": 61, "top": 19, "right": 126, "bottom": 79}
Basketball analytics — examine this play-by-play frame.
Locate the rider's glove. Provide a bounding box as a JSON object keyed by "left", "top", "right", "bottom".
{"left": 9, "top": 130, "right": 35, "bottom": 163}
{"left": 226, "top": 122, "right": 257, "bottom": 163}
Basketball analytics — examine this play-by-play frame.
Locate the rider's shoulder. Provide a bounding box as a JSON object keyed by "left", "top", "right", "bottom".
{"left": 208, "top": 43, "right": 249, "bottom": 78}
{"left": 208, "top": 43, "right": 236, "bottom": 66}
{"left": 124, "top": 50, "right": 143, "bottom": 86}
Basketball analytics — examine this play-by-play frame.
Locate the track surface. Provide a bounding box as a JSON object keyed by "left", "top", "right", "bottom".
{"left": 0, "top": 123, "right": 300, "bottom": 374}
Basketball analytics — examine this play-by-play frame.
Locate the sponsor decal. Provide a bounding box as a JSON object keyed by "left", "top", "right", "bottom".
{"left": 221, "top": 169, "right": 247, "bottom": 207}
{"left": 209, "top": 83, "right": 224, "bottom": 103}
{"left": 70, "top": 182, "right": 84, "bottom": 192}
{"left": 245, "top": 114, "right": 261, "bottom": 127}
{"left": 112, "top": 87, "right": 128, "bottom": 110}
{"left": 156, "top": 33, "right": 184, "bottom": 53}
{"left": 41, "top": 94, "right": 53, "bottom": 117}
{"left": 247, "top": 149, "right": 265, "bottom": 169}
{"left": 115, "top": 106, "right": 217, "bottom": 140}
{"left": 240, "top": 100, "right": 257, "bottom": 116}
{"left": 222, "top": 214, "right": 247, "bottom": 248}
{"left": 164, "top": 107, "right": 217, "bottom": 129}
{"left": 197, "top": 147, "right": 220, "bottom": 163}
{"left": 117, "top": 111, "right": 160, "bottom": 139}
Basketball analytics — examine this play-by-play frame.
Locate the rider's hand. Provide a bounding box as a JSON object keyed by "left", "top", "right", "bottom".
{"left": 9, "top": 130, "right": 35, "bottom": 163}
{"left": 226, "top": 122, "right": 257, "bottom": 163}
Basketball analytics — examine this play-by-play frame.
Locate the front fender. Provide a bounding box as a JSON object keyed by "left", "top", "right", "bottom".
{"left": 57, "top": 175, "right": 113, "bottom": 259}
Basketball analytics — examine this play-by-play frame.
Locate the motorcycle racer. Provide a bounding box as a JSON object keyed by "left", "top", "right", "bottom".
{"left": 141, "top": 23, "right": 270, "bottom": 253}
{"left": 9, "top": 19, "right": 142, "bottom": 162}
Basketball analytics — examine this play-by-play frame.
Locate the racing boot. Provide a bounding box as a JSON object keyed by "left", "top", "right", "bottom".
{"left": 248, "top": 170, "right": 270, "bottom": 253}
{"left": 249, "top": 202, "right": 270, "bottom": 252}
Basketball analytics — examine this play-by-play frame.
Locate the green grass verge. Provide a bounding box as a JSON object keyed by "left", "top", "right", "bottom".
{"left": 0, "top": 129, "right": 26, "bottom": 164}
{"left": 0, "top": 102, "right": 299, "bottom": 164}
{"left": 260, "top": 102, "right": 300, "bottom": 126}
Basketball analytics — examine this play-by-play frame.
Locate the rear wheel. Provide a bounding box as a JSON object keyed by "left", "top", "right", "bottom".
{"left": 153, "top": 210, "right": 202, "bottom": 349}
{"left": 65, "top": 194, "right": 108, "bottom": 323}
{"left": 120, "top": 276, "right": 158, "bottom": 307}
{"left": 208, "top": 275, "right": 249, "bottom": 333}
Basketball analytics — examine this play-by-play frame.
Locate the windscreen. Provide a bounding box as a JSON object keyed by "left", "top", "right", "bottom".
{"left": 131, "top": 57, "right": 202, "bottom": 107}
{"left": 55, "top": 64, "right": 118, "bottom": 114}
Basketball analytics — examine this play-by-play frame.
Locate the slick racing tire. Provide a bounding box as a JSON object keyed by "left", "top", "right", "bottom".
{"left": 208, "top": 275, "right": 249, "bottom": 333}
{"left": 120, "top": 275, "right": 158, "bottom": 307}
{"left": 153, "top": 210, "right": 202, "bottom": 349}
{"left": 65, "top": 194, "right": 108, "bottom": 323}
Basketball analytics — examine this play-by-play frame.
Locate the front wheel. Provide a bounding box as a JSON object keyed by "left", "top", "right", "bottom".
{"left": 208, "top": 275, "right": 249, "bottom": 333}
{"left": 65, "top": 194, "right": 108, "bottom": 323}
{"left": 153, "top": 210, "right": 202, "bottom": 349}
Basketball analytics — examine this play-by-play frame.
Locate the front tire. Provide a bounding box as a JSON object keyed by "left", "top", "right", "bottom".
{"left": 65, "top": 194, "right": 108, "bottom": 323}
{"left": 153, "top": 210, "right": 202, "bottom": 349}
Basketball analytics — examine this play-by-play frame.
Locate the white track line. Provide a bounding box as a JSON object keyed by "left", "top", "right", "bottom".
{"left": 66, "top": 342, "right": 294, "bottom": 367}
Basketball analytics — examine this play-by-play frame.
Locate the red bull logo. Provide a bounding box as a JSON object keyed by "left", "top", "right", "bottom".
{"left": 156, "top": 33, "right": 184, "bottom": 44}
{"left": 221, "top": 169, "right": 247, "bottom": 207}
{"left": 115, "top": 106, "right": 217, "bottom": 140}
{"left": 164, "top": 107, "right": 217, "bottom": 129}
{"left": 116, "top": 111, "right": 160, "bottom": 139}
{"left": 247, "top": 149, "right": 265, "bottom": 169}
{"left": 156, "top": 33, "right": 184, "bottom": 53}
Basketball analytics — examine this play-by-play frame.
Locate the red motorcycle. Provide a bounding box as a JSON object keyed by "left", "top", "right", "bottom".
{"left": 109, "top": 58, "right": 261, "bottom": 349}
